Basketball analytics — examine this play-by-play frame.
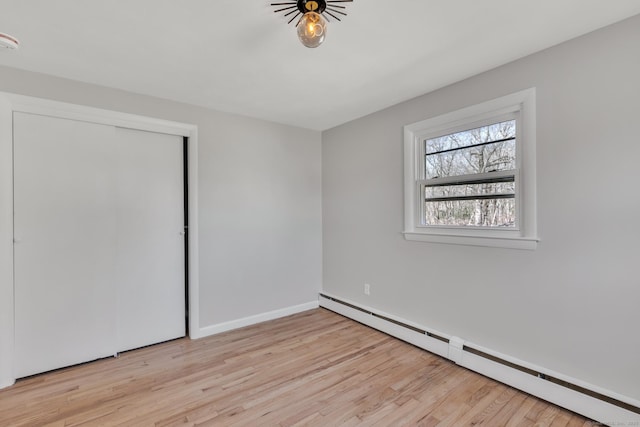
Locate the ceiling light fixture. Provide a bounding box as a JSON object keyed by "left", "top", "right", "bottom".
{"left": 0, "top": 32, "right": 19, "bottom": 50}
{"left": 270, "top": 0, "right": 353, "bottom": 48}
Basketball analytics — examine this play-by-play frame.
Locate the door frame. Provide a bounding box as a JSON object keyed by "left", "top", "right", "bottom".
{"left": 0, "top": 92, "right": 200, "bottom": 388}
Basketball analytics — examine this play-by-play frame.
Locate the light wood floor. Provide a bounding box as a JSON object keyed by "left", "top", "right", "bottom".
{"left": 0, "top": 308, "right": 595, "bottom": 426}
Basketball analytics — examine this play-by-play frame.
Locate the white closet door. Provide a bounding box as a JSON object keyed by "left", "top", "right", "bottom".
{"left": 13, "top": 112, "right": 118, "bottom": 378}
{"left": 115, "top": 127, "right": 185, "bottom": 352}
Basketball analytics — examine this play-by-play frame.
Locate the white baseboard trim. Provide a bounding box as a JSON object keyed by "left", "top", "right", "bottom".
{"left": 193, "top": 301, "right": 319, "bottom": 339}
{"left": 0, "top": 378, "right": 15, "bottom": 390}
{"left": 319, "top": 293, "right": 640, "bottom": 426}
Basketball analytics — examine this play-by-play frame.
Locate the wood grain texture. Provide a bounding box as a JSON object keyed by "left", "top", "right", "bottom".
{"left": 0, "top": 309, "right": 596, "bottom": 426}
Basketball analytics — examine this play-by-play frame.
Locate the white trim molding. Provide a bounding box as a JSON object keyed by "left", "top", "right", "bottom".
{"left": 0, "top": 95, "right": 14, "bottom": 389}
{"left": 319, "top": 293, "right": 640, "bottom": 426}
{"left": 0, "top": 92, "right": 200, "bottom": 389}
{"left": 194, "top": 301, "right": 319, "bottom": 339}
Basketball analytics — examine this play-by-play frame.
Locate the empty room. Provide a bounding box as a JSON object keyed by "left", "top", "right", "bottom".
{"left": 0, "top": 1, "right": 639, "bottom": 425}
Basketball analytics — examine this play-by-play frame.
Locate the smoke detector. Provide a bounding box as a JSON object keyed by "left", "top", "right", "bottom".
{"left": 0, "top": 33, "right": 19, "bottom": 50}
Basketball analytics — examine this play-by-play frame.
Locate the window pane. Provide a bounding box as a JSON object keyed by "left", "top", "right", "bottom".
{"left": 424, "top": 198, "right": 515, "bottom": 227}
{"left": 425, "top": 120, "right": 516, "bottom": 179}
{"left": 425, "top": 181, "right": 515, "bottom": 201}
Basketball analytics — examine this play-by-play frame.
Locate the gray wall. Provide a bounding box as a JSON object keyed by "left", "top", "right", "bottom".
{"left": 322, "top": 14, "right": 640, "bottom": 400}
{"left": 0, "top": 66, "right": 322, "bottom": 329}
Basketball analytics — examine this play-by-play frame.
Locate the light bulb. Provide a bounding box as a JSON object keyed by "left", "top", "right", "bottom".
{"left": 297, "top": 11, "right": 326, "bottom": 48}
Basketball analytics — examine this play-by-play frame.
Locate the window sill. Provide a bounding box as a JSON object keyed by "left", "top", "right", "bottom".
{"left": 403, "top": 231, "right": 538, "bottom": 250}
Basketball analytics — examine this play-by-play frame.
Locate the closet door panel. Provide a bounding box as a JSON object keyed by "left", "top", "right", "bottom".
{"left": 13, "top": 112, "right": 118, "bottom": 378}
{"left": 115, "top": 128, "right": 185, "bottom": 352}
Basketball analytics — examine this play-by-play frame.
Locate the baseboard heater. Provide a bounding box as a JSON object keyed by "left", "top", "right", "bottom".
{"left": 319, "top": 293, "right": 640, "bottom": 425}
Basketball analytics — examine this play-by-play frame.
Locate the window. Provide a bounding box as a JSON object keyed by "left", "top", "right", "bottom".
{"left": 403, "top": 89, "right": 538, "bottom": 249}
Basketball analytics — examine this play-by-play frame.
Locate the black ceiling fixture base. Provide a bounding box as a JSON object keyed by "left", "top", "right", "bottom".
{"left": 270, "top": 0, "right": 353, "bottom": 26}
{"left": 298, "top": 0, "right": 327, "bottom": 14}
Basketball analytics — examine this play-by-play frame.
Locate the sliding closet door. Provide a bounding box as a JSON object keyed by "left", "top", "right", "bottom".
{"left": 115, "top": 127, "right": 185, "bottom": 352}
{"left": 14, "top": 113, "right": 186, "bottom": 377}
{"left": 13, "top": 112, "right": 118, "bottom": 378}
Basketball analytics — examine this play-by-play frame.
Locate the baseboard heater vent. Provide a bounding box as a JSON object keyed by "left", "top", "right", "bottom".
{"left": 319, "top": 293, "right": 640, "bottom": 421}
{"left": 320, "top": 294, "right": 448, "bottom": 343}
{"left": 461, "top": 345, "right": 640, "bottom": 416}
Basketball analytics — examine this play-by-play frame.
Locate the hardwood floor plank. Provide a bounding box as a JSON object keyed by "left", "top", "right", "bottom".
{"left": 426, "top": 375, "right": 498, "bottom": 425}
{"left": 0, "top": 308, "right": 595, "bottom": 426}
{"left": 505, "top": 395, "right": 541, "bottom": 427}
{"left": 550, "top": 411, "right": 572, "bottom": 427}
{"left": 535, "top": 405, "right": 562, "bottom": 427}
{"left": 484, "top": 390, "right": 529, "bottom": 426}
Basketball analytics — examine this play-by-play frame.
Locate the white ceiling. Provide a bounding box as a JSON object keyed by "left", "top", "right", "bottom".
{"left": 0, "top": 1, "right": 639, "bottom": 131}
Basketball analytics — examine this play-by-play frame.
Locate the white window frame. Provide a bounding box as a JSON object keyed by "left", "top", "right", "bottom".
{"left": 403, "top": 88, "right": 538, "bottom": 250}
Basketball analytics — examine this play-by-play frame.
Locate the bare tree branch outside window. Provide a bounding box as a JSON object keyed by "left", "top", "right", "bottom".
{"left": 424, "top": 120, "right": 516, "bottom": 227}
